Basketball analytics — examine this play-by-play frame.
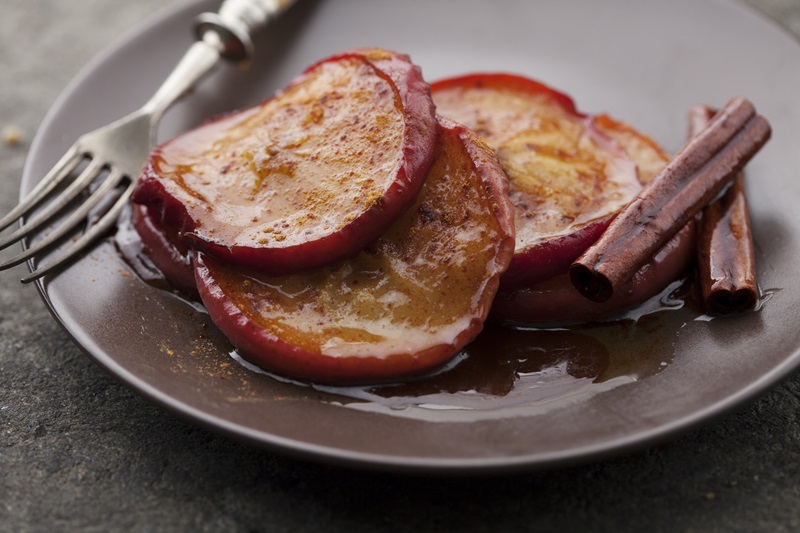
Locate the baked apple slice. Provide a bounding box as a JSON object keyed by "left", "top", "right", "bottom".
{"left": 491, "top": 113, "right": 699, "bottom": 324}
{"left": 431, "top": 73, "right": 641, "bottom": 287}
{"left": 133, "top": 48, "right": 436, "bottom": 274}
{"left": 194, "top": 118, "right": 515, "bottom": 383}
{"left": 131, "top": 204, "right": 196, "bottom": 294}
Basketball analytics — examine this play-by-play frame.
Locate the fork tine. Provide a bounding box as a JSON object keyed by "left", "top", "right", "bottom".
{"left": 0, "top": 146, "right": 83, "bottom": 233}
{"left": 20, "top": 179, "right": 138, "bottom": 284}
{"left": 0, "top": 156, "right": 104, "bottom": 250}
{"left": 0, "top": 168, "right": 129, "bottom": 271}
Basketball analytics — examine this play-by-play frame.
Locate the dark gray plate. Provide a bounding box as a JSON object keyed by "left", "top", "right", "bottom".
{"left": 22, "top": 0, "right": 800, "bottom": 473}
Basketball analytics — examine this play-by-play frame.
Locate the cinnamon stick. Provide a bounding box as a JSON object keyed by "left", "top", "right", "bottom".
{"left": 569, "top": 97, "right": 770, "bottom": 303}
{"left": 690, "top": 105, "right": 759, "bottom": 314}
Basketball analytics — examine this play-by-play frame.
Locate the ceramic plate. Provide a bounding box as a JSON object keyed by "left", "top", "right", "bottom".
{"left": 22, "top": 0, "right": 800, "bottom": 473}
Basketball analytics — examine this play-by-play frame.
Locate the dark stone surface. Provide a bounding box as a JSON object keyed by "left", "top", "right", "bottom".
{"left": 2, "top": 1, "right": 799, "bottom": 531}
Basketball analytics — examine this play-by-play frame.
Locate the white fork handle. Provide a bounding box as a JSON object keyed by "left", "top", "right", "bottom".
{"left": 141, "top": 0, "right": 297, "bottom": 129}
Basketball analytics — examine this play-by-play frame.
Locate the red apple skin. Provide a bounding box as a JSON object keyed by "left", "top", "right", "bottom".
{"left": 131, "top": 204, "right": 196, "bottom": 294}
{"left": 490, "top": 220, "right": 697, "bottom": 325}
{"left": 194, "top": 118, "right": 515, "bottom": 384}
{"left": 132, "top": 48, "right": 437, "bottom": 275}
{"left": 431, "top": 73, "right": 641, "bottom": 288}
{"left": 498, "top": 215, "right": 613, "bottom": 287}
{"left": 431, "top": 73, "right": 580, "bottom": 115}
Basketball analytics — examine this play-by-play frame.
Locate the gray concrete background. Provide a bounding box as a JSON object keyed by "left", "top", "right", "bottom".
{"left": 2, "top": 0, "right": 800, "bottom": 531}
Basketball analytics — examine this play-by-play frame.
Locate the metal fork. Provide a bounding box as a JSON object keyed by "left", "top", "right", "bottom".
{"left": 0, "top": 0, "right": 296, "bottom": 283}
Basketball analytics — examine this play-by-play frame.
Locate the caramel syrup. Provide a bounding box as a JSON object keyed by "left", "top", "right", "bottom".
{"left": 114, "top": 210, "right": 772, "bottom": 422}
{"left": 225, "top": 276, "right": 702, "bottom": 421}
{"left": 309, "top": 279, "right": 700, "bottom": 420}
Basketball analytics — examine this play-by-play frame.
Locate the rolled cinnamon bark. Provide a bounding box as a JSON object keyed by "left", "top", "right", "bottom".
{"left": 690, "top": 105, "right": 759, "bottom": 314}
{"left": 570, "top": 97, "right": 770, "bottom": 302}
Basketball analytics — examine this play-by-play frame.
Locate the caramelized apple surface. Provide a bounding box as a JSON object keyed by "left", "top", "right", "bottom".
{"left": 132, "top": 48, "right": 436, "bottom": 274}
{"left": 194, "top": 118, "right": 515, "bottom": 383}
{"left": 431, "top": 74, "right": 641, "bottom": 287}
{"left": 593, "top": 114, "right": 671, "bottom": 184}
{"left": 488, "top": 103, "right": 701, "bottom": 324}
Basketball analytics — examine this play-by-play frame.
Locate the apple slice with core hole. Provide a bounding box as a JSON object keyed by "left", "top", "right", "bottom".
{"left": 431, "top": 73, "right": 641, "bottom": 288}
{"left": 132, "top": 48, "right": 436, "bottom": 275}
{"left": 194, "top": 117, "right": 515, "bottom": 383}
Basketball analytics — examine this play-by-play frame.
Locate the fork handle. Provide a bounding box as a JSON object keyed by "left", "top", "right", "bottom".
{"left": 196, "top": 0, "right": 298, "bottom": 62}
{"left": 142, "top": 0, "right": 296, "bottom": 125}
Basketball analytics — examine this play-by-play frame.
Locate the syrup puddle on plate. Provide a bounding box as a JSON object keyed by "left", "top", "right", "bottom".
{"left": 114, "top": 211, "right": 772, "bottom": 423}
{"left": 225, "top": 278, "right": 703, "bottom": 422}
{"left": 312, "top": 282, "right": 699, "bottom": 421}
